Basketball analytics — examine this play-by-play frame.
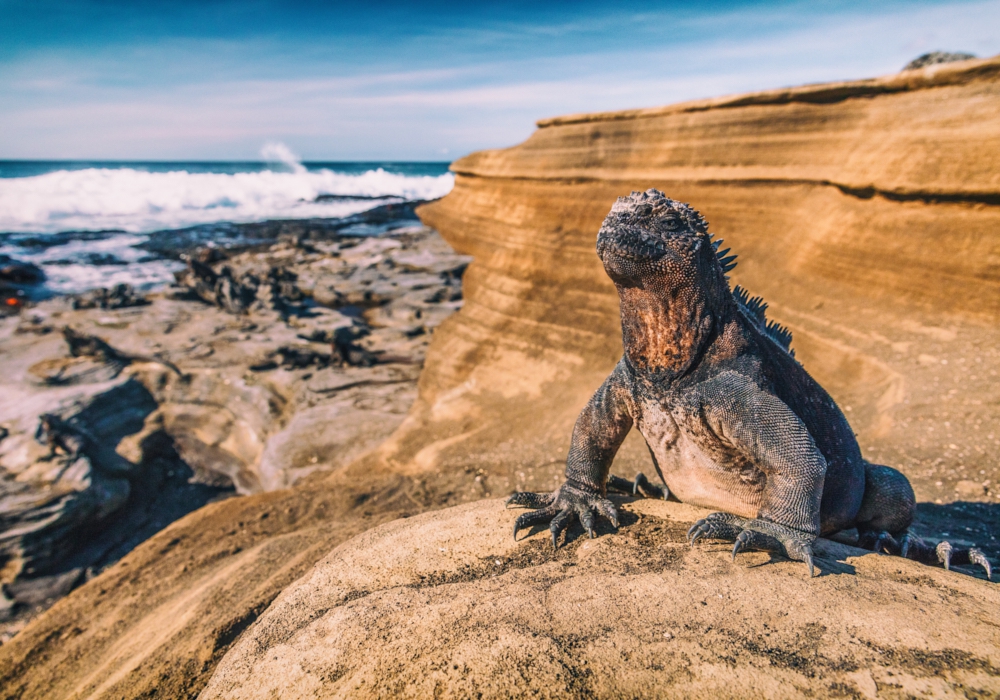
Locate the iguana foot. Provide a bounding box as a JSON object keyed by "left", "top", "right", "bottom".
{"left": 857, "top": 529, "right": 992, "bottom": 580}
{"left": 606, "top": 472, "right": 668, "bottom": 500}
{"left": 507, "top": 480, "right": 619, "bottom": 548}
{"left": 688, "top": 512, "right": 817, "bottom": 577}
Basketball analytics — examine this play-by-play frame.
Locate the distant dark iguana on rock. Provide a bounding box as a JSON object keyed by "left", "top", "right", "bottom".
{"left": 35, "top": 413, "right": 135, "bottom": 479}
{"left": 508, "top": 189, "right": 990, "bottom": 578}
{"left": 63, "top": 326, "right": 182, "bottom": 376}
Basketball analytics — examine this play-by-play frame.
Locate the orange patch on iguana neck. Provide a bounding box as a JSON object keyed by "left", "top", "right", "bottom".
{"left": 618, "top": 285, "right": 712, "bottom": 375}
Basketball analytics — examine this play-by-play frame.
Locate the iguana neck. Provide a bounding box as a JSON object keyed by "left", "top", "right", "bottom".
{"left": 617, "top": 283, "right": 737, "bottom": 380}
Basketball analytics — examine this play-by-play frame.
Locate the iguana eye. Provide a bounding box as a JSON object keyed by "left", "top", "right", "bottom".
{"left": 663, "top": 217, "right": 680, "bottom": 231}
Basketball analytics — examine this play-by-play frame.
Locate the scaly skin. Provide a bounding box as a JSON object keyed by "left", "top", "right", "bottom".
{"left": 508, "top": 189, "right": 991, "bottom": 579}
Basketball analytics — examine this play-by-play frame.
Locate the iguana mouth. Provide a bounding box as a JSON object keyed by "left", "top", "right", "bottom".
{"left": 597, "top": 230, "right": 668, "bottom": 262}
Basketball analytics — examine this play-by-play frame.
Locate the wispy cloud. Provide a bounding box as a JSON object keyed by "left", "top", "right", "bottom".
{"left": 0, "top": 0, "right": 998, "bottom": 159}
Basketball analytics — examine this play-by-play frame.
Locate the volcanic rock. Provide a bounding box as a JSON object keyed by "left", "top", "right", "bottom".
{"left": 0, "top": 226, "right": 466, "bottom": 640}
{"left": 904, "top": 51, "right": 977, "bottom": 71}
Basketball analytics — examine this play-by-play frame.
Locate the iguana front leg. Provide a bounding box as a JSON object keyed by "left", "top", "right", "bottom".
{"left": 508, "top": 361, "right": 637, "bottom": 547}
{"left": 686, "top": 373, "right": 827, "bottom": 576}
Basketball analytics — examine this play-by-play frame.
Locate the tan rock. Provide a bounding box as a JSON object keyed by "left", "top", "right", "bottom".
{"left": 202, "top": 498, "right": 1000, "bottom": 699}
{"left": 381, "top": 54, "right": 1000, "bottom": 502}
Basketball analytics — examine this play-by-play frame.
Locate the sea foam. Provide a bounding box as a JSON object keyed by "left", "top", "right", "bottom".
{"left": 0, "top": 166, "right": 454, "bottom": 235}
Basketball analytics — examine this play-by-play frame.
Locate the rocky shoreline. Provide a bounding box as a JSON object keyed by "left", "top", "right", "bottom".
{"left": 0, "top": 217, "right": 469, "bottom": 640}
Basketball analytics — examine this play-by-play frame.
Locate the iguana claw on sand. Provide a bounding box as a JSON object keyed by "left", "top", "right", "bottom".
{"left": 509, "top": 189, "right": 991, "bottom": 579}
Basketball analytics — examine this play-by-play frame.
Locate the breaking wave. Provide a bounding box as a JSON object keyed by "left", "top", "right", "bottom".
{"left": 0, "top": 165, "right": 454, "bottom": 235}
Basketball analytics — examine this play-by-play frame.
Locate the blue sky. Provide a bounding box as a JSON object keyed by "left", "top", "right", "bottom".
{"left": 1, "top": 0, "right": 998, "bottom": 160}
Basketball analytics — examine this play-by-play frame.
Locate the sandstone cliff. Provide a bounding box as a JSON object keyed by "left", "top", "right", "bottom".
{"left": 1, "top": 56, "right": 998, "bottom": 699}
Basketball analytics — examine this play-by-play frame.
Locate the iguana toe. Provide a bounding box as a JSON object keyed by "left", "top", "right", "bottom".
{"left": 689, "top": 513, "right": 818, "bottom": 576}
{"left": 969, "top": 548, "right": 992, "bottom": 580}
{"left": 606, "top": 475, "right": 633, "bottom": 495}
{"left": 730, "top": 529, "right": 776, "bottom": 559}
{"left": 604, "top": 472, "right": 667, "bottom": 500}
{"left": 513, "top": 506, "right": 558, "bottom": 541}
{"left": 593, "top": 499, "right": 619, "bottom": 529}
{"left": 687, "top": 512, "right": 744, "bottom": 546}
{"left": 857, "top": 529, "right": 900, "bottom": 555}
{"left": 580, "top": 508, "right": 597, "bottom": 539}
{"left": 782, "top": 537, "right": 816, "bottom": 578}
{"left": 633, "top": 472, "right": 668, "bottom": 500}
{"left": 549, "top": 508, "right": 575, "bottom": 549}
{"left": 506, "top": 491, "right": 555, "bottom": 509}
{"left": 937, "top": 541, "right": 953, "bottom": 570}
{"left": 864, "top": 531, "right": 991, "bottom": 580}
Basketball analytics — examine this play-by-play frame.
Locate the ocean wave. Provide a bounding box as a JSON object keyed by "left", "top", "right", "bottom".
{"left": 0, "top": 166, "right": 454, "bottom": 235}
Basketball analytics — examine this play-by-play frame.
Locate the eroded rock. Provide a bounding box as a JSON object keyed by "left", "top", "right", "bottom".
{"left": 0, "top": 226, "right": 466, "bottom": 638}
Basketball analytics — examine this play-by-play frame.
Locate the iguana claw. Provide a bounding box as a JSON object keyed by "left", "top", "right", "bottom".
{"left": 862, "top": 530, "right": 992, "bottom": 580}
{"left": 506, "top": 492, "right": 555, "bottom": 509}
{"left": 508, "top": 481, "right": 619, "bottom": 548}
{"left": 689, "top": 512, "right": 817, "bottom": 576}
{"left": 970, "top": 549, "right": 992, "bottom": 580}
{"left": 937, "top": 541, "right": 953, "bottom": 570}
{"left": 513, "top": 506, "right": 558, "bottom": 541}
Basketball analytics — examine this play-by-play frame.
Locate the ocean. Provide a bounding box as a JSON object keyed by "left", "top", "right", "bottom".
{"left": 0, "top": 159, "right": 453, "bottom": 296}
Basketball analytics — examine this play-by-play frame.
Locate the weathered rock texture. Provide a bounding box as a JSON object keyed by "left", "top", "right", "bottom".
{"left": 2, "top": 58, "right": 1000, "bottom": 699}
{"left": 202, "top": 498, "right": 1000, "bottom": 699}
{"left": 0, "top": 227, "right": 467, "bottom": 642}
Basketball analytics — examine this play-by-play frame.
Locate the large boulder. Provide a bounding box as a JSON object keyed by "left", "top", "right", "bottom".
{"left": 202, "top": 498, "right": 1000, "bottom": 699}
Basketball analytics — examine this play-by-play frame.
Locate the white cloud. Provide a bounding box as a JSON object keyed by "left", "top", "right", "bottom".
{"left": 0, "top": 0, "right": 998, "bottom": 159}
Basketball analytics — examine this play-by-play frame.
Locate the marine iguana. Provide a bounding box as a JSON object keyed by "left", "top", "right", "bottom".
{"left": 35, "top": 413, "right": 135, "bottom": 479}
{"left": 63, "top": 326, "right": 182, "bottom": 376}
{"left": 508, "top": 189, "right": 991, "bottom": 578}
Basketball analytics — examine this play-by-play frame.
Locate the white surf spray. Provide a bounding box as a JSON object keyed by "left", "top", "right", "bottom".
{"left": 0, "top": 153, "right": 454, "bottom": 294}
{"left": 0, "top": 162, "right": 453, "bottom": 235}
{"left": 260, "top": 141, "right": 307, "bottom": 174}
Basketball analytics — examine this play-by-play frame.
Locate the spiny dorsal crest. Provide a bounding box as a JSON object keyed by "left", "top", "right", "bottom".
{"left": 733, "top": 284, "right": 795, "bottom": 356}
{"left": 708, "top": 235, "right": 738, "bottom": 273}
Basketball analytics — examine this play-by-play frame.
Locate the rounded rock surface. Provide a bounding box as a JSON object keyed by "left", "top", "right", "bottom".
{"left": 202, "top": 498, "right": 1000, "bottom": 699}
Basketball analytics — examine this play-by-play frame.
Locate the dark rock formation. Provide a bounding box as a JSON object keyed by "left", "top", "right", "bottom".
{"left": 0, "top": 225, "right": 466, "bottom": 641}
{"left": 0, "top": 256, "right": 45, "bottom": 316}
{"left": 71, "top": 284, "right": 149, "bottom": 310}
{"left": 0, "top": 257, "right": 44, "bottom": 286}
{"left": 904, "top": 51, "right": 976, "bottom": 70}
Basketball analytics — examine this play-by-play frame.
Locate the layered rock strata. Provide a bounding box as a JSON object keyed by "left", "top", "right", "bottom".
{"left": 388, "top": 55, "right": 1000, "bottom": 507}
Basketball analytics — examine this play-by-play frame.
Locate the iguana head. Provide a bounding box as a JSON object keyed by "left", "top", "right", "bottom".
{"left": 596, "top": 189, "right": 725, "bottom": 281}
{"left": 596, "top": 189, "right": 736, "bottom": 376}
